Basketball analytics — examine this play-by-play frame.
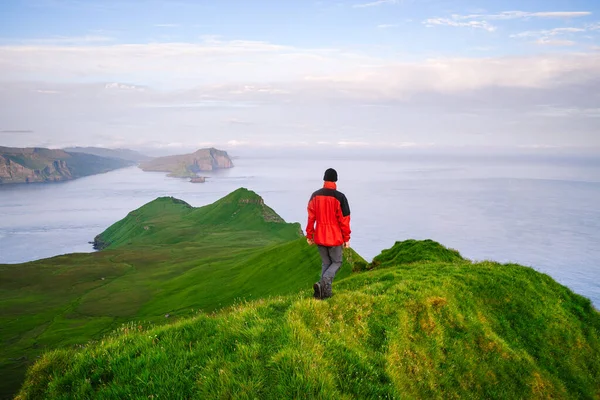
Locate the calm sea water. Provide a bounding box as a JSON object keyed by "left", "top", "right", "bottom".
{"left": 1, "top": 151, "right": 599, "bottom": 308}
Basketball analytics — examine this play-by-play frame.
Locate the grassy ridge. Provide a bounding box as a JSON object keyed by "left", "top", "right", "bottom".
{"left": 0, "top": 189, "right": 361, "bottom": 398}
{"left": 94, "top": 189, "right": 298, "bottom": 250}
{"left": 16, "top": 245, "right": 600, "bottom": 399}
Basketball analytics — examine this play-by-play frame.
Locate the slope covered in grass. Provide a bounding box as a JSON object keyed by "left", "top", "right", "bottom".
{"left": 17, "top": 241, "right": 600, "bottom": 399}
{"left": 93, "top": 189, "right": 298, "bottom": 250}
{"left": 0, "top": 188, "right": 361, "bottom": 398}
{"left": 371, "top": 239, "right": 465, "bottom": 267}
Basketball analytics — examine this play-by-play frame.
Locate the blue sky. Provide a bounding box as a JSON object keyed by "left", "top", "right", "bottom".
{"left": 0, "top": 0, "right": 599, "bottom": 151}
{"left": 3, "top": 0, "right": 598, "bottom": 56}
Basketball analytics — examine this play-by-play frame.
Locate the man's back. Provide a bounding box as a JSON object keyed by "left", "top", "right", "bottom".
{"left": 307, "top": 180, "right": 351, "bottom": 247}
{"left": 305, "top": 168, "right": 351, "bottom": 299}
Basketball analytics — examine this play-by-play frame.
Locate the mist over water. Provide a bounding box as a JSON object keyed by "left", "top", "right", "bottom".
{"left": 1, "top": 150, "right": 599, "bottom": 308}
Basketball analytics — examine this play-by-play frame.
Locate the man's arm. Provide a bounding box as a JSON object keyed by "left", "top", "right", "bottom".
{"left": 306, "top": 196, "right": 316, "bottom": 243}
{"left": 337, "top": 194, "right": 351, "bottom": 245}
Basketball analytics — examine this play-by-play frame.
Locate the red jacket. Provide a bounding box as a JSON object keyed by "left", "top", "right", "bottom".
{"left": 306, "top": 181, "right": 351, "bottom": 247}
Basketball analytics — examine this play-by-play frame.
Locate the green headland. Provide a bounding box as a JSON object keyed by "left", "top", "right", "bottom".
{"left": 1, "top": 188, "right": 598, "bottom": 399}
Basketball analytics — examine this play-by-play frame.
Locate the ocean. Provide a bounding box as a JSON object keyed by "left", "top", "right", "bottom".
{"left": 1, "top": 150, "right": 599, "bottom": 308}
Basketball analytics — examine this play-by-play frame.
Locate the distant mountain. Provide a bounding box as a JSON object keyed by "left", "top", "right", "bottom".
{"left": 139, "top": 147, "right": 234, "bottom": 178}
{"left": 63, "top": 147, "right": 150, "bottom": 162}
{"left": 0, "top": 146, "right": 134, "bottom": 185}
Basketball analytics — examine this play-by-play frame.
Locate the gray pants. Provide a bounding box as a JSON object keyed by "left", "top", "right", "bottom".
{"left": 318, "top": 245, "right": 343, "bottom": 284}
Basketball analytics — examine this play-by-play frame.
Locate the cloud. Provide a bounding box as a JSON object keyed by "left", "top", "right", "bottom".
{"left": 35, "top": 89, "right": 60, "bottom": 94}
{"left": 511, "top": 27, "right": 586, "bottom": 38}
{"left": 518, "top": 144, "right": 561, "bottom": 149}
{"left": 227, "top": 140, "right": 249, "bottom": 146}
{"left": 337, "top": 141, "right": 370, "bottom": 146}
{"left": 1, "top": 35, "right": 599, "bottom": 149}
{"left": 302, "top": 53, "right": 600, "bottom": 97}
{"left": 525, "top": 12, "right": 591, "bottom": 18}
{"left": 138, "top": 100, "right": 259, "bottom": 109}
{"left": 1, "top": 130, "right": 34, "bottom": 134}
{"left": 352, "top": 0, "right": 397, "bottom": 9}
{"left": 227, "top": 118, "right": 254, "bottom": 125}
{"left": 425, "top": 11, "right": 592, "bottom": 32}
{"left": 2, "top": 78, "right": 599, "bottom": 150}
{"left": 0, "top": 38, "right": 370, "bottom": 88}
{"left": 377, "top": 24, "right": 398, "bottom": 29}
{"left": 336, "top": 141, "right": 434, "bottom": 148}
{"left": 535, "top": 38, "right": 577, "bottom": 46}
{"left": 105, "top": 82, "right": 145, "bottom": 91}
{"left": 453, "top": 11, "right": 592, "bottom": 20}
{"left": 533, "top": 106, "right": 600, "bottom": 117}
{"left": 2, "top": 39, "right": 599, "bottom": 97}
{"left": 511, "top": 27, "right": 589, "bottom": 46}
{"left": 228, "top": 85, "right": 290, "bottom": 95}
{"left": 424, "top": 18, "right": 496, "bottom": 32}
{"left": 4, "top": 35, "right": 115, "bottom": 45}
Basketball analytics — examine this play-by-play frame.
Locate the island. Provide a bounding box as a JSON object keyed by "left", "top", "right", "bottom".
{"left": 63, "top": 146, "right": 150, "bottom": 163}
{"left": 139, "top": 147, "right": 233, "bottom": 179}
{"left": 0, "top": 146, "right": 135, "bottom": 185}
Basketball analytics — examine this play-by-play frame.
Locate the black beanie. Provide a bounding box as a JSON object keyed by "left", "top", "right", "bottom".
{"left": 323, "top": 168, "right": 338, "bottom": 182}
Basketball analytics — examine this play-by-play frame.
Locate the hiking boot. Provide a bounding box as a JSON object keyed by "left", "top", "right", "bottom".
{"left": 313, "top": 282, "right": 322, "bottom": 299}
{"left": 322, "top": 280, "right": 333, "bottom": 299}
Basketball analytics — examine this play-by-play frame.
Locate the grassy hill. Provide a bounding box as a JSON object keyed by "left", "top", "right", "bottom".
{"left": 15, "top": 240, "right": 600, "bottom": 399}
{"left": 0, "top": 146, "right": 134, "bottom": 184}
{"left": 0, "top": 189, "right": 360, "bottom": 398}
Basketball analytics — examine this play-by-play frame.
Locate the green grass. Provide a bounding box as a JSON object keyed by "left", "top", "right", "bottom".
{"left": 16, "top": 255, "right": 600, "bottom": 399}
{"left": 3, "top": 188, "right": 599, "bottom": 399}
{"left": 0, "top": 188, "right": 361, "bottom": 398}
{"left": 371, "top": 239, "right": 465, "bottom": 267}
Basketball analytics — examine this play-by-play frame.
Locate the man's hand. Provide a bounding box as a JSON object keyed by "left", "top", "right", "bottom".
{"left": 343, "top": 242, "right": 350, "bottom": 249}
{"left": 307, "top": 238, "right": 315, "bottom": 246}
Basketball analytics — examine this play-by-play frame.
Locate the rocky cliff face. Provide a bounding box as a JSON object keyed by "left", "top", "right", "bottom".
{"left": 191, "top": 149, "right": 234, "bottom": 171}
{"left": 139, "top": 148, "right": 234, "bottom": 177}
{"left": 0, "top": 147, "right": 133, "bottom": 185}
{"left": 42, "top": 160, "right": 73, "bottom": 181}
{"left": 0, "top": 156, "right": 72, "bottom": 184}
{"left": 0, "top": 156, "right": 27, "bottom": 182}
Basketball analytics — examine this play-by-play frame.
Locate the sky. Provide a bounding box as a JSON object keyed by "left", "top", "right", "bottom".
{"left": 0, "top": 0, "right": 599, "bottom": 153}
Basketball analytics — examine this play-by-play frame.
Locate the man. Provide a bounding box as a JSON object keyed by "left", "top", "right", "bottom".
{"left": 306, "top": 168, "right": 351, "bottom": 299}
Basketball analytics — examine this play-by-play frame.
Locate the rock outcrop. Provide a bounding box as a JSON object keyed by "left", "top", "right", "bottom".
{"left": 139, "top": 148, "right": 233, "bottom": 178}
{"left": 0, "top": 153, "right": 71, "bottom": 184}
{"left": 0, "top": 146, "right": 133, "bottom": 185}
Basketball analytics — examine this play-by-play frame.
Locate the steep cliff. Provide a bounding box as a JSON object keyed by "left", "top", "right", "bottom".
{"left": 0, "top": 147, "right": 134, "bottom": 185}
{"left": 139, "top": 147, "right": 233, "bottom": 178}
